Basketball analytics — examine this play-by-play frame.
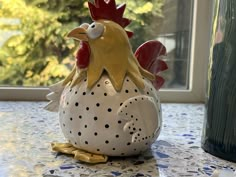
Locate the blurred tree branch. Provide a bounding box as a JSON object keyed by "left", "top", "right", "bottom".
{"left": 0, "top": 0, "right": 164, "bottom": 86}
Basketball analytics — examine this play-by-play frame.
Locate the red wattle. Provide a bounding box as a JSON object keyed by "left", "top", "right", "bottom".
{"left": 76, "top": 42, "right": 90, "bottom": 69}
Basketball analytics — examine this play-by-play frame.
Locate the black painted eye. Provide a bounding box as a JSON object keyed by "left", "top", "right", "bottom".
{"left": 87, "top": 22, "right": 104, "bottom": 39}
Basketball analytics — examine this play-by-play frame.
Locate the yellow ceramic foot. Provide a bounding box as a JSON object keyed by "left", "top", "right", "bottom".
{"left": 51, "top": 142, "right": 108, "bottom": 164}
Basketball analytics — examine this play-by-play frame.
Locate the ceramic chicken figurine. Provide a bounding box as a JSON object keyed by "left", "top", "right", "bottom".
{"left": 45, "top": 0, "right": 167, "bottom": 163}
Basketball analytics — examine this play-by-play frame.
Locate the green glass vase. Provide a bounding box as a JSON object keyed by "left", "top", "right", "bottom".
{"left": 202, "top": 0, "right": 236, "bottom": 162}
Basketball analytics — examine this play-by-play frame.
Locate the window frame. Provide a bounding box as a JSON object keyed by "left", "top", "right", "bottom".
{"left": 160, "top": 0, "right": 213, "bottom": 103}
{"left": 0, "top": 0, "right": 213, "bottom": 103}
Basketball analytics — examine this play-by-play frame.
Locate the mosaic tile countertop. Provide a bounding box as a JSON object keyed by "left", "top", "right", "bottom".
{"left": 0, "top": 102, "right": 235, "bottom": 177}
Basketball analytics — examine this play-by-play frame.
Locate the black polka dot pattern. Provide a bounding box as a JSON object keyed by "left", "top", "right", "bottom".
{"left": 117, "top": 95, "right": 159, "bottom": 145}
{"left": 59, "top": 76, "right": 159, "bottom": 156}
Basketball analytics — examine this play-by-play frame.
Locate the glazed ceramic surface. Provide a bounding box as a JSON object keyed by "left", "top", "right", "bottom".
{"left": 59, "top": 75, "right": 161, "bottom": 156}
{"left": 202, "top": 0, "right": 236, "bottom": 162}
{"left": 45, "top": 0, "right": 167, "bottom": 159}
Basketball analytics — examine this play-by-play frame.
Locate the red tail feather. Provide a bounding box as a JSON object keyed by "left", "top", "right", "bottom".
{"left": 135, "top": 40, "right": 168, "bottom": 90}
{"left": 149, "top": 59, "right": 168, "bottom": 74}
{"left": 153, "top": 75, "right": 165, "bottom": 90}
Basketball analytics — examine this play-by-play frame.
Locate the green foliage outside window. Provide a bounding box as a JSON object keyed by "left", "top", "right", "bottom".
{"left": 0, "top": 0, "right": 164, "bottom": 86}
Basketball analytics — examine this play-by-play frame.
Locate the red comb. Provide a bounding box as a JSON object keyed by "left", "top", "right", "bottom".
{"left": 88, "top": 0, "right": 133, "bottom": 38}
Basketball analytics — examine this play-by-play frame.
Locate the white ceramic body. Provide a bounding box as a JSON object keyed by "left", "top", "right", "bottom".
{"left": 59, "top": 75, "right": 162, "bottom": 156}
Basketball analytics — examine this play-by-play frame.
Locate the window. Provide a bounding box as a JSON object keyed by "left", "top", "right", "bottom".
{"left": 160, "top": 0, "right": 213, "bottom": 102}
{"left": 0, "top": 0, "right": 212, "bottom": 102}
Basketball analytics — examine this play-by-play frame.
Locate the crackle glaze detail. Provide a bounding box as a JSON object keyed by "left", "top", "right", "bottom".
{"left": 0, "top": 102, "right": 235, "bottom": 176}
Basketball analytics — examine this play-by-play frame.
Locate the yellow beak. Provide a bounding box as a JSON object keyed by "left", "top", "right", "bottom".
{"left": 67, "top": 27, "right": 88, "bottom": 41}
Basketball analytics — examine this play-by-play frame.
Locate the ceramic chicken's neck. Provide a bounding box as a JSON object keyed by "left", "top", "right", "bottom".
{"left": 63, "top": 20, "right": 154, "bottom": 91}
{"left": 86, "top": 20, "right": 142, "bottom": 91}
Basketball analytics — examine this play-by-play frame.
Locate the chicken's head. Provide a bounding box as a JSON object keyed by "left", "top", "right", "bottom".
{"left": 65, "top": 0, "right": 154, "bottom": 91}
